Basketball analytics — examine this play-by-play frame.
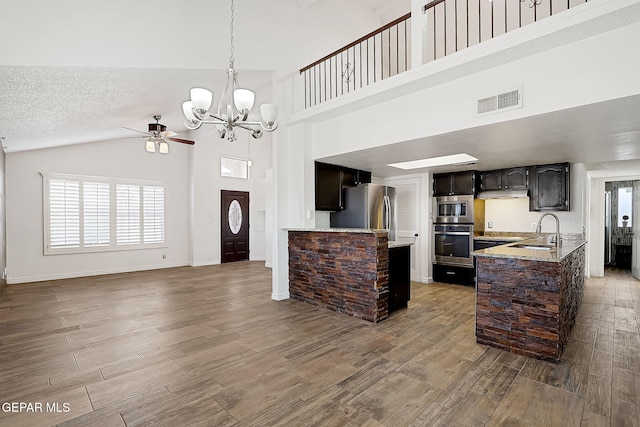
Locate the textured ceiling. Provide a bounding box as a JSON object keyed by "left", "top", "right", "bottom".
{"left": 0, "top": 66, "right": 271, "bottom": 152}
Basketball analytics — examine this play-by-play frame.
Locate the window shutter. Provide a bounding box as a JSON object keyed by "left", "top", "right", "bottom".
{"left": 143, "top": 186, "right": 165, "bottom": 244}
{"left": 83, "top": 182, "right": 110, "bottom": 247}
{"left": 116, "top": 184, "right": 141, "bottom": 245}
{"left": 49, "top": 179, "right": 80, "bottom": 248}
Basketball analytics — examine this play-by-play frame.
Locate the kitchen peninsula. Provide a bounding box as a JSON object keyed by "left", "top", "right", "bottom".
{"left": 474, "top": 236, "right": 587, "bottom": 362}
{"left": 287, "top": 228, "right": 411, "bottom": 323}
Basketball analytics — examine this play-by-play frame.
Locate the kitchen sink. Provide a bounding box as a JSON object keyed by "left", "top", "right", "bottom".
{"left": 510, "top": 243, "right": 555, "bottom": 251}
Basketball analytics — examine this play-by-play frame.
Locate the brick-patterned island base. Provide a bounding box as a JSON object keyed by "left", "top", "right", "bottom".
{"left": 288, "top": 230, "right": 389, "bottom": 323}
{"left": 475, "top": 245, "right": 586, "bottom": 362}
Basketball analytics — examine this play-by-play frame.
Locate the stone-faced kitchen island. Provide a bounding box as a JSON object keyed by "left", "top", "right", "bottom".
{"left": 287, "top": 229, "right": 411, "bottom": 323}
{"left": 473, "top": 236, "right": 587, "bottom": 362}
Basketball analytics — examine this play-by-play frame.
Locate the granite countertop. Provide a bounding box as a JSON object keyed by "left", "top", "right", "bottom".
{"left": 474, "top": 235, "right": 524, "bottom": 242}
{"left": 472, "top": 236, "right": 587, "bottom": 262}
{"left": 284, "top": 228, "right": 412, "bottom": 248}
{"left": 388, "top": 241, "right": 414, "bottom": 248}
{"left": 285, "top": 228, "right": 389, "bottom": 233}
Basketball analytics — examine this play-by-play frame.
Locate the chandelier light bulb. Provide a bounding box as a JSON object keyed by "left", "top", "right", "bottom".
{"left": 190, "top": 88, "right": 213, "bottom": 112}
{"left": 233, "top": 88, "right": 255, "bottom": 112}
{"left": 260, "top": 104, "right": 278, "bottom": 124}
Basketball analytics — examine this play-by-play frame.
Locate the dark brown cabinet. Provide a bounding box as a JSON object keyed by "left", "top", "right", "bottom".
{"left": 315, "top": 164, "right": 343, "bottom": 211}
{"left": 479, "top": 170, "right": 502, "bottom": 191}
{"left": 529, "top": 163, "right": 570, "bottom": 211}
{"left": 502, "top": 167, "right": 529, "bottom": 189}
{"left": 388, "top": 245, "right": 411, "bottom": 313}
{"left": 433, "top": 171, "right": 477, "bottom": 196}
{"left": 315, "top": 162, "right": 372, "bottom": 211}
{"left": 473, "top": 239, "right": 513, "bottom": 251}
{"left": 480, "top": 167, "right": 528, "bottom": 191}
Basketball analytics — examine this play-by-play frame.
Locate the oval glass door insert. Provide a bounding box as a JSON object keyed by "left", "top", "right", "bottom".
{"left": 228, "top": 199, "right": 242, "bottom": 234}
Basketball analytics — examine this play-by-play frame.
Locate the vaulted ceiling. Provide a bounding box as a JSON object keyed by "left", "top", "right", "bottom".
{"left": 0, "top": 0, "right": 407, "bottom": 153}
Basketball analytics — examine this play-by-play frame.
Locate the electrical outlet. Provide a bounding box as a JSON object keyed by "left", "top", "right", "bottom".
{"left": 531, "top": 222, "right": 537, "bottom": 229}
{"left": 162, "top": 254, "right": 167, "bottom": 260}
{"left": 487, "top": 221, "right": 493, "bottom": 229}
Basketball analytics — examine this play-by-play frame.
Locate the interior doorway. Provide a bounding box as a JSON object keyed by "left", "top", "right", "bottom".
{"left": 604, "top": 181, "right": 637, "bottom": 271}
{"left": 221, "top": 190, "right": 250, "bottom": 263}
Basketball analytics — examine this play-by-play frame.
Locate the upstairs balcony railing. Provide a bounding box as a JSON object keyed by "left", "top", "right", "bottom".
{"left": 299, "top": 13, "right": 411, "bottom": 109}
{"left": 423, "top": 0, "right": 589, "bottom": 61}
{"left": 300, "top": 0, "right": 588, "bottom": 109}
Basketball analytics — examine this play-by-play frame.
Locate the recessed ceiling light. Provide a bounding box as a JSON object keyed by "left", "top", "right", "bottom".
{"left": 388, "top": 153, "right": 479, "bottom": 170}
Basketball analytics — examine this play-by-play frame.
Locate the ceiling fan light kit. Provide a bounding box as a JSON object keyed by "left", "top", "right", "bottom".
{"left": 125, "top": 115, "right": 195, "bottom": 154}
{"left": 181, "top": 0, "right": 278, "bottom": 143}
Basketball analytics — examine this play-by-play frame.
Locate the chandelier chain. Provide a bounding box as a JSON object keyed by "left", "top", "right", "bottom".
{"left": 229, "top": 0, "right": 235, "bottom": 67}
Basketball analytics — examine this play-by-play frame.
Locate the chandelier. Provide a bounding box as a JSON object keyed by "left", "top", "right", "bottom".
{"left": 181, "top": 0, "right": 278, "bottom": 142}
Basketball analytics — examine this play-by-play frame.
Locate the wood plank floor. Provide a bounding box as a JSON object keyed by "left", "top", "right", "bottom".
{"left": 0, "top": 263, "right": 638, "bottom": 426}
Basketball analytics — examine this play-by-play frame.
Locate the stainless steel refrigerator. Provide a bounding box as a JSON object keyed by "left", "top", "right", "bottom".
{"left": 330, "top": 184, "right": 397, "bottom": 241}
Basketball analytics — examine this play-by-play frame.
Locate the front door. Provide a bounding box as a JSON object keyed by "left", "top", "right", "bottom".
{"left": 632, "top": 182, "right": 640, "bottom": 280}
{"left": 221, "top": 190, "right": 249, "bottom": 263}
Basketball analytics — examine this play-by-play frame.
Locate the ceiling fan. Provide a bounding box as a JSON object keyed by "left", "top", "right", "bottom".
{"left": 124, "top": 115, "right": 195, "bottom": 154}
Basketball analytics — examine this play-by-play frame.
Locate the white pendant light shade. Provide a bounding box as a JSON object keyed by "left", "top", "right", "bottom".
{"left": 260, "top": 104, "right": 278, "bottom": 123}
{"left": 159, "top": 141, "right": 169, "bottom": 154}
{"left": 145, "top": 139, "right": 156, "bottom": 153}
{"left": 190, "top": 88, "right": 213, "bottom": 111}
{"left": 234, "top": 88, "right": 255, "bottom": 112}
{"left": 182, "top": 101, "right": 197, "bottom": 121}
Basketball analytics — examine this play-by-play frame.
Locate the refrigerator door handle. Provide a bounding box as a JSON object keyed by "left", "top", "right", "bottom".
{"left": 383, "top": 195, "right": 390, "bottom": 231}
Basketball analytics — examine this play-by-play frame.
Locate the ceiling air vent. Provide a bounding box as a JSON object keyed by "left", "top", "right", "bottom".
{"left": 476, "top": 88, "right": 522, "bottom": 116}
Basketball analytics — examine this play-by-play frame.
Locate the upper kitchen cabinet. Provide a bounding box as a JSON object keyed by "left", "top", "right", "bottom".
{"left": 479, "top": 167, "right": 529, "bottom": 191}
{"left": 315, "top": 162, "right": 344, "bottom": 211}
{"left": 479, "top": 170, "right": 502, "bottom": 191}
{"left": 315, "top": 162, "right": 372, "bottom": 211}
{"left": 529, "top": 163, "right": 570, "bottom": 211}
{"left": 502, "top": 167, "right": 529, "bottom": 190}
{"left": 433, "top": 171, "right": 477, "bottom": 196}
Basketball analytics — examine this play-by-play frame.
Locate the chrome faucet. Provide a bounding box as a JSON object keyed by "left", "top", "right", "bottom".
{"left": 536, "top": 213, "right": 562, "bottom": 248}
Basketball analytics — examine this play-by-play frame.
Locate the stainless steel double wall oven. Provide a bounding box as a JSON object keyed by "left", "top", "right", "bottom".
{"left": 432, "top": 195, "right": 475, "bottom": 268}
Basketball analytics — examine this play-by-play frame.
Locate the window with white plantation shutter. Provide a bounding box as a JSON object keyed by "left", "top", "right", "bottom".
{"left": 83, "top": 182, "right": 110, "bottom": 247}
{"left": 143, "top": 186, "right": 165, "bottom": 244}
{"left": 43, "top": 174, "right": 166, "bottom": 255}
{"left": 116, "top": 184, "right": 141, "bottom": 245}
{"left": 49, "top": 179, "right": 80, "bottom": 249}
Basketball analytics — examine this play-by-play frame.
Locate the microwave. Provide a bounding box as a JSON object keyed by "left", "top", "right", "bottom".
{"left": 433, "top": 195, "right": 475, "bottom": 224}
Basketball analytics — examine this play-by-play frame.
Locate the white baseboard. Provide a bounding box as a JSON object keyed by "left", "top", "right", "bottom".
{"left": 271, "top": 291, "right": 290, "bottom": 301}
{"left": 421, "top": 276, "right": 434, "bottom": 284}
{"left": 189, "top": 260, "right": 219, "bottom": 267}
{"left": 265, "top": 261, "right": 272, "bottom": 268}
{"left": 7, "top": 262, "right": 188, "bottom": 284}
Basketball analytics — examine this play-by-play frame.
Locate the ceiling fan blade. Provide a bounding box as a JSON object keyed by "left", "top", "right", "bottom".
{"left": 162, "top": 130, "right": 178, "bottom": 138}
{"left": 122, "top": 127, "right": 152, "bottom": 136}
{"left": 167, "top": 137, "right": 195, "bottom": 145}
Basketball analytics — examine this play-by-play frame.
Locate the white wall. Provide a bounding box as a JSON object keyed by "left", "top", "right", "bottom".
{"left": 189, "top": 124, "right": 272, "bottom": 266}
{"left": 6, "top": 123, "right": 273, "bottom": 282}
{"left": 0, "top": 0, "right": 384, "bottom": 81}
{"left": 5, "top": 139, "right": 192, "bottom": 283}
{"left": 309, "top": 20, "right": 640, "bottom": 159}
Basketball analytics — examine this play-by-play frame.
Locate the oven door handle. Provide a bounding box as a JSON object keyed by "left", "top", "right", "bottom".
{"left": 433, "top": 231, "right": 471, "bottom": 236}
